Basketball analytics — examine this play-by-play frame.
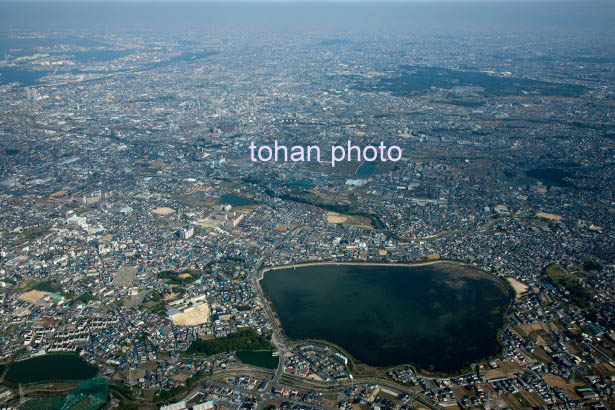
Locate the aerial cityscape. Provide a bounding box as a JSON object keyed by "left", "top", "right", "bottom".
{"left": 1, "top": 1, "right": 615, "bottom": 410}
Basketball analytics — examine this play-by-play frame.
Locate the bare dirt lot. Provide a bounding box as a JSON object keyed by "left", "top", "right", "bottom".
{"left": 170, "top": 303, "right": 210, "bottom": 326}
{"left": 152, "top": 207, "right": 176, "bottom": 216}
{"left": 543, "top": 375, "right": 584, "bottom": 400}
{"left": 18, "top": 290, "right": 47, "bottom": 304}
{"left": 113, "top": 265, "right": 138, "bottom": 287}
{"left": 483, "top": 360, "right": 523, "bottom": 380}
{"left": 325, "top": 211, "right": 374, "bottom": 229}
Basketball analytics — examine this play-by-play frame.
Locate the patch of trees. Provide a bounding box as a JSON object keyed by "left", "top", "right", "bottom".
{"left": 186, "top": 328, "right": 274, "bottom": 356}
{"left": 583, "top": 260, "right": 602, "bottom": 272}
{"left": 279, "top": 193, "right": 383, "bottom": 229}
{"left": 157, "top": 269, "right": 201, "bottom": 285}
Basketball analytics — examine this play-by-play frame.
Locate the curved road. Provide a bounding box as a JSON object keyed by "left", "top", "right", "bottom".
{"left": 250, "top": 228, "right": 300, "bottom": 391}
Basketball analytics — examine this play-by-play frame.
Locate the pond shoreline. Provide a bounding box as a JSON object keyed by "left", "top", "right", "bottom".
{"left": 258, "top": 260, "right": 513, "bottom": 373}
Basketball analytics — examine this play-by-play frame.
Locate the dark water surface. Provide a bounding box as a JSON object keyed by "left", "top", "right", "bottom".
{"left": 236, "top": 350, "right": 279, "bottom": 370}
{"left": 4, "top": 353, "right": 98, "bottom": 383}
{"left": 0, "top": 67, "right": 46, "bottom": 86}
{"left": 261, "top": 263, "right": 510, "bottom": 372}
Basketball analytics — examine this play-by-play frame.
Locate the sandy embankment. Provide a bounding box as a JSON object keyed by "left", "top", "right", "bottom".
{"left": 506, "top": 277, "right": 529, "bottom": 299}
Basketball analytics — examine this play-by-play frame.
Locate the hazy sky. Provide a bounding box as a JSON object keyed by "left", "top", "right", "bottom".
{"left": 0, "top": 0, "right": 602, "bottom": 2}
{"left": 1, "top": 0, "right": 613, "bottom": 35}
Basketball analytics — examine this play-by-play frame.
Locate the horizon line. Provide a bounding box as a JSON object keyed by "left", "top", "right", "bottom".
{"left": 0, "top": 0, "right": 605, "bottom": 3}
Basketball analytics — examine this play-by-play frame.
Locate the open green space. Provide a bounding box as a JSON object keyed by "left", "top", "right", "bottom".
{"left": 286, "top": 179, "right": 315, "bottom": 189}
{"left": 353, "top": 65, "right": 586, "bottom": 98}
{"left": 544, "top": 264, "right": 591, "bottom": 308}
{"left": 545, "top": 264, "right": 572, "bottom": 280}
{"left": 31, "top": 280, "right": 63, "bottom": 293}
{"left": 526, "top": 168, "right": 574, "bottom": 187}
{"left": 278, "top": 192, "right": 382, "bottom": 230}
{"left": 220, "top": 193, "right": 258, "bottom": 207}
{"left": 157, "top": 269, "right": 201, "bottom": 285}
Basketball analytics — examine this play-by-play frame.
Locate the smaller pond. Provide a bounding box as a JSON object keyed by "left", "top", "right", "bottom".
{"left": 4, "top": 354, "right": 97, "bottom": 384}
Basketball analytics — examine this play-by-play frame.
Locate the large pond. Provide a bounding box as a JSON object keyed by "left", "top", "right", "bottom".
{"left": 4, "top": 354, "right": 98, "bottom": 384}
{"left": 261, "top": 262, "right": 511, "bottom": 372}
